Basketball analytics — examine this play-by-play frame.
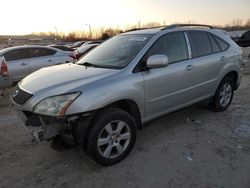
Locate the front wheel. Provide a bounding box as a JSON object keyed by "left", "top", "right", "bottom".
{"left": 86, "top": 108, "right": 137, "bottom": 166}
{"left": 212, "top": 77, "right": 234, "bottom": 112}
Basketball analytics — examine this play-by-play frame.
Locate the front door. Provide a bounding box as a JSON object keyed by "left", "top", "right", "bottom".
{"left": 142, "top": 32, "right": 197, "bottom": 119}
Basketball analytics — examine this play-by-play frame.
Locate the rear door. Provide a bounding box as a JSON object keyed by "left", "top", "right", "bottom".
{"left": 3, "top": 49, "right": 30, "bottom": 81}
{"left": 27, "top": 48, "right": 57, "bottom": 73}
{"left": 185, "top": 31, "right": 229, "bottom": 98}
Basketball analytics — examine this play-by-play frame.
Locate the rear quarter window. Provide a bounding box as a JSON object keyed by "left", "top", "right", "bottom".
{"left": 212, "top": 35, "right": 229, "bottom": 51}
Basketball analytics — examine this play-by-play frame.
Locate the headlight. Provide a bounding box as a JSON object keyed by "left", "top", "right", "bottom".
{"left": 33, "top": 92, "right": 81, "bottom": 116}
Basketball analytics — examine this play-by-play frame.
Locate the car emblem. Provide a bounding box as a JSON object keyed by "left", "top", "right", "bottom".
{"left": 13, "top": 90, "right": 19, "bottom": 98}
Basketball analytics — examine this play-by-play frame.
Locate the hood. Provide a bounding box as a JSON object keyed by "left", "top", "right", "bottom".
{"left": 20, "top": 63, "right": 119, "bottom": 94}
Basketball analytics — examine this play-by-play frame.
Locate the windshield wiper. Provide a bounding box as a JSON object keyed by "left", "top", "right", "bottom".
{"left": 80, "top": 61, "right": 122, "bottom": 69}
{"left": 81, "top": 62, "right": 99, "bottom": 68}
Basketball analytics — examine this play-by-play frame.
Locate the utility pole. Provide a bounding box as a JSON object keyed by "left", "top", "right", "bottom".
{"left": 54, "top": 27, "right": 58, "bottom": 41}
{"left": 85, "top": 24, "right": 92, "bottom": 39}
{"left": 138, "top": 21, "right": 141, "bottom": 29}
{"left": 54, "top": 27, "right": 58, "bottom": 34}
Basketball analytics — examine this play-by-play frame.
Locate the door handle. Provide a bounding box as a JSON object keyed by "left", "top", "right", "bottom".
{"left": 185, "top": 64, "right": 195, "bottom": 71}
{"left": 220, "top": 56, "right": 227, "bottom": 63}
{"left": 48, "top": 59, "right": 52, "bottom": 62}
{"left": 21, "top": 62, "right": 27, "bottom": 66}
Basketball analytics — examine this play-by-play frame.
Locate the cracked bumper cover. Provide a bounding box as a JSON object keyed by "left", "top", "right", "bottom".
{"left": 15, "top": 109, "right": 71, "bottom": 141}
{"left": 14, "top": 107, "right": 93, "bottom": 144}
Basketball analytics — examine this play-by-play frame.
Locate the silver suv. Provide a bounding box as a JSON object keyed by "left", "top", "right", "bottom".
{"left": 12, "top": 24, "right": 242, "bottom": 166}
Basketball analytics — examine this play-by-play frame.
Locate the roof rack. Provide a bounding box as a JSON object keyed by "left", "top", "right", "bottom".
{"left": 124, "top": 26, "right": 164, "bottom": 33}
{"left": 162, "top": 24, "right": 213, "bottom": 30}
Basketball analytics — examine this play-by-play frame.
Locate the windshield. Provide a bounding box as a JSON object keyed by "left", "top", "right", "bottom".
{"left": 77, "top": 34, "right": 152, "bottom": 69}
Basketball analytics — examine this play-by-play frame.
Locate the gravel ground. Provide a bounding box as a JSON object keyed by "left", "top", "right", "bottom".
{"left": 0, "top": 75, "right": 250, "bottom": 188}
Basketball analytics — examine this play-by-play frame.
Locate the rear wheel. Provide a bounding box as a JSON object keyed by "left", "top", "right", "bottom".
{"left": 212, "top": 77, "right": 234, "bottom": 111}
{"left": 86, "top": 108, "right": 136, "bottom": 166}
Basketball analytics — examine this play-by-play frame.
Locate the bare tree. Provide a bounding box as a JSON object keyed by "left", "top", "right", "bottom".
{"left": 231, "top": 18, "right": 243, "bottom": 28}
{"left": 245, "top": 18, "right": 250, "bottom": 27}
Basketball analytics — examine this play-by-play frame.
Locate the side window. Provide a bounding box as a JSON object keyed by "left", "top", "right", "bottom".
{"left": 208, "top": 34, "right": 221, "bottom": 53}
{"left": 188, "top": 31, "right": 212, "bottom": 58}
{"left": 29, "top": 48, "right": 56, "bottom": 58}
{"left": 4, "top": 49, "right": 29, "bottom": 61}
{"left": 213, "top": 35, "right": 229, "bottom": 51}
{"left": 147, "top": 32, "right": 188, "bottom": 64}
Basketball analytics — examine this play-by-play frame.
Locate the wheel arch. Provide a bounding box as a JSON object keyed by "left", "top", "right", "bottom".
{"left": 104, "top": 99, "right": 142, "bottom": 129}
{"left": 222, "top": 71, "right": 239, "bottom": 90}
{"left": 79, "top": 99, "right": 142, "bottom": 150}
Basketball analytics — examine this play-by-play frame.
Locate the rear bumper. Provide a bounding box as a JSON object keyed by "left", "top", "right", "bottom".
{"left": 0, "top": 76, "right": 14, "bottom": 89}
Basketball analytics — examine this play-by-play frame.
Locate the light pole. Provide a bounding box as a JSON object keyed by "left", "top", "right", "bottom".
{"left": 85, "top": 24, "right": 92, "bottom": 39}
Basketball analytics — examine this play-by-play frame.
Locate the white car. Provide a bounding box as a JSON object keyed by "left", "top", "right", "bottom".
{"left": 0, "top": 45, "right": 74, "bottom": 89}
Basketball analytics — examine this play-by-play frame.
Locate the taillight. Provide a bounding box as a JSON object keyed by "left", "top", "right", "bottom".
{"left": 0, "top": 60, "right": 8, "bottom": 76}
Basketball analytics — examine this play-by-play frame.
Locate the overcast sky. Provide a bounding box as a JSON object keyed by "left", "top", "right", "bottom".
{"left": 1, "top": 0, "right": 250, "bottom": 35}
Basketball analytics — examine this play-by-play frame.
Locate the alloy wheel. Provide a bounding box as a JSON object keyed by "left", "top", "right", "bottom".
{"left": 97, "top": 120, "right": 131, "bottom": 159}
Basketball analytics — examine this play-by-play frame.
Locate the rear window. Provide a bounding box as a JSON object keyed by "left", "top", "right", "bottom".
{"left": 188, "top": 31, "right": 212, "bottom": 58}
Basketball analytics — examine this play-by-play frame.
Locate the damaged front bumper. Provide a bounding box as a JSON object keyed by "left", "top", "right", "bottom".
{"left": 14, "top": 107, "right": 92, "bottom": 144}
{"left": 15, "top": 108, "right": 74, "bottom": 141}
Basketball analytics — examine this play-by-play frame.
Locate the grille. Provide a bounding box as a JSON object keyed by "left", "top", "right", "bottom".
{"left": 12, "top": 85, "right": 33, "bottom": 105}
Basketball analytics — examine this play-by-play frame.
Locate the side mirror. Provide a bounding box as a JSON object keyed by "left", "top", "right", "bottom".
{"left": 146, "top": 55, "right": 169, "bottom": 69}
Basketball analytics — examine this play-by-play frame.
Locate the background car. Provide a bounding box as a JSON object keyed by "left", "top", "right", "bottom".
{"left": 0, "top": 45, "right": 74, "bottom": 88}
{"left": 233, "top": 30, "right": 250, "bottom": 47}
{"left": 79, "top": 40, "right": 103, "bottom": 47}
{"left": 75, "top": 43, "right": 99, "bottom": 59}
{"left": 68, "top": 41, "right": 86, "bottom": 49}
{"left": 49, "top": 44, "right": 75, "bottom": 51}
{"left": 49, "top": 44, "right": 77, "bottom": 60}
{"left": 0, "top": 56, "right": 12, "bottom": 90}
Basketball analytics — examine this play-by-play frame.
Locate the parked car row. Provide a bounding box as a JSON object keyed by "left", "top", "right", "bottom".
{"left": 0, "top": 45, "right": 74, "bottom": 89}
{"left": 50, "top": 40, "right": 103, "bottom": 59}
{"left": 0, "top": 39, "right": 104, "bottom": 89}
{"left": 66, "top": 40, "right": 103, "bottom": 49}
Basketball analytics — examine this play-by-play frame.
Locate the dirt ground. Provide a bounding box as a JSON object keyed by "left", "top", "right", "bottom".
{"left": 0, "top": 74, "right": 250, "bottom": 188}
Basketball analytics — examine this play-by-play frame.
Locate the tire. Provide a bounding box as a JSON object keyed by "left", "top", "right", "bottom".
{"left": 212, "top": 77, "right": 234, "bottom": 112}
{"left": 86, "top": 108, "right": 137, "bottom": 166}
